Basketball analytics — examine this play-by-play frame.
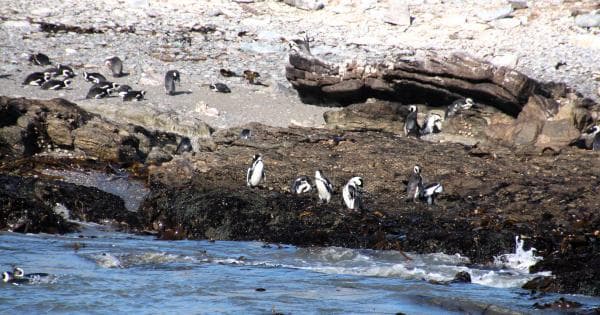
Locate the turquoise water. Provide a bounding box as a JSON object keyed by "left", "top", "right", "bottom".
{"left": 1, "top": 224, "right": 599, "bottom": 314}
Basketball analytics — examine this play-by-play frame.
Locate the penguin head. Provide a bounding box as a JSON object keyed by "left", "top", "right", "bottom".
{"left": 172, "top": 71, "right": 180, "bottom": 82}
{"left": 408, "top": 105, "right": 417, "bottom": 113}
{"left": 43, "top": 72, "right": 52, "bottom": 81}
{"left": 2, "top": 271, "right": 12, "bottom": 282}
{"left": 111, "top": 83, "right": 120, "bottom": 89}
{"left": 139, "top": 90, "right": 146, "bottom": 96}
{"left": 350, "top": 176, "right": 363, "bottom": 188}
{"left": 252, "top": 154, "right": 262, "bottom": 162}
{"left": 585, "top": 125, "right": 600, "bottom": 135}
{"left": 13, "top": 267, "right": 24, "bottom": 278}
{"left": 465, "top": 98, "right": 474, "bottom": 107}
{"left": 63, "top": 79, "right": 73, "bottom": 88}
{"left": 315, "top": 169, "right": 323, "bottom": 179}
{"left": 83, "top": 71, "right": 89, "bottom": 80}
{"left": 413, "top": 165, "right": 421, "bottom": 174}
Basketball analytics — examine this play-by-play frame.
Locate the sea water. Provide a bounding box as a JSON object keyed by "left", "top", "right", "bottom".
{"left": 1, "top": 225, "right": 599, "bottom": 314}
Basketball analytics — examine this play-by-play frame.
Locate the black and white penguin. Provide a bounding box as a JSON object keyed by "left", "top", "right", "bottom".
{"left": 571, "top": 125, "right": 600, "bottom": 150}
{"left": 420, "top": 113, "right": 443, "bottom": 136}
{"left": 93, "top": 81, "right": 119, "bottom": 91}
{"left": 314, "top": 170, "right": 334, "bottom": 204}
{"left": 246, "top": 154, "right": 265, "bottom": 188}
{"left": 86, "top": 85, "right": 113, "bottom": 99}
{"left": 445, "top": 98, "right": 474, "bottom": 119}
{"left": 406, "top": 165, "right": 423, "bottom": 202}
{"left": 240, "top": 129, "right": 252, "bottom": 140}
{"left": 2, "top": 271, "right": 28, "bottom": 284}
{"left": 13, "top": 267, "right": 50, "bottom": 281}
{"left": 120, "top": 90, "right": 145, "bottom": 102}
{"left": 115, "top": 85, "right": 132, "bottom": 93}
{"left": 28, "top": 53, "right": 51, "bottom": 66}
{"left": 22, "top": 72, "right": 51, "bottom": 86}
{"left": 210, "top": 83, "right": 231, "bottom": 93}
{"left": 45, "top": 64, "right": 75, "bottom": 78}
{"left": 175, "top": 137, "right": 193, "bottom": 154}
{"left": 291, "top": 176, "right": 312, "bottom": 194}
{"left": 342, "top": 176, "right": 363, "bottom": 210}
{"left": 105, "top": 56, "right": 124, "bottom": 77}
{"left": 590, "top": 126, "right": 600, "bottom": 151}
{"left": 404, "top": 105, "right": 420, "bottom": 137}
{"left": 41, "top": 79, "right": 72, "bottom": 90}
{"left": 220, "top": 68, "right": 239, "bottom": 77}
{"left": 83, "top": 71, "right": 107, "bottom": 84}
{"left": 420, "top": 182, "right": 443, "bottom": 205}
{"left": 164, "top": 70, "right": 181, "bottom": 95}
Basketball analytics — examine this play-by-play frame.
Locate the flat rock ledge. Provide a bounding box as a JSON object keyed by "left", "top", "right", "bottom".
{"left": 1, "top": 97, "right": 599, "bottom": 296}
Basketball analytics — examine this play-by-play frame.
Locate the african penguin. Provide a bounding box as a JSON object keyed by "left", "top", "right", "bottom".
{"left": 83, "top": 71, "right": 107, "bottom": 84}
{"left": 175, "top": 137, "right": 193, "bottom": 154}
{"left": 404, "top": 105, "right": 420, "bottom": 137}
{"left": 592, "top": 126, "right": 600, "bottom": 151}
{"left": 342, "top": 176, "right": 363, "bottom": 210}
{"left": 406, "top": 165, "right": 423, "bottom": 203}
{"left": 445, "top": 98, "right": 474, "bottom": 119}
{"left": 13, "top": 267, "right": 50, "bottom": 280}
{"left": 291, "top": 176, "right": 312, "bottom": 195}
{"left": 86, "top": 86, "right": 111, "bottom": 99}
{"left": 165, "top": 70, "right": 181, "bottom": 95}
{"left": 420, "top": 182, "right": 443, "bottom": 205}
{"left": 314, "top": 170, "right": 334, "bottom": 204}
{"left": 22, "top": 72, "right": 51, "bottom": 86}
{"left": 45, "top": 64, "right": 75, "bottom": 78}
{"left": 28, "top": 53, "right": 51, "bottom": 66}
{"left": 120, "top": 90, "right": 145, "bottom": 101}
{"left": 2, "top": 271, "right": 28, "bottom": 284}
{"left": 105, "top": 56, "right": 124, "bottom": 77}
{"left": 246, "top": 154, "right": 265, "bottom": 188}
{"left": 571, "top": 125, "right": 600, "bottom": 149}
{"left": 41, "top": 79, "right": 72, "bottom": 90}
{"left": 240, "top": 129, "right": 252, "bottom": 140}
{"left": 115, "top": 85, "right": 132, "bottom": 93}
{"left": 420, "top": 113, "right": 443, "bottom": 136}
{"left": 210, "top": 83, "right": 231, "bottom": 93}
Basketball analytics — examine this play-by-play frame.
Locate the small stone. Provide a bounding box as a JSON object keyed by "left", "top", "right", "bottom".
{"left": 477, "top": 6, "right": 513, "bottom": 22}
{"left": 575, "top": 13, "right": 600, "bottom": 28}
{"left": 282, "top": 0, "right": 324, "bottom": 11}
{"left": 383, "top": 1, "right": 411, "bottom": 28}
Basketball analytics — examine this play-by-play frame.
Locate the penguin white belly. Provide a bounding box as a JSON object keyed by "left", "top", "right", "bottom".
{"left": 248, "top": 162, "right": 263, "bottom": 187}
{"left": 315, "top": 181, "right": 331, "bottom": 202}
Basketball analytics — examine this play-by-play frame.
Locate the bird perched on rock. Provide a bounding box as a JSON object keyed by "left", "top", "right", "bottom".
{"left": 445, "top": 98, "right": 474, "bottom": 119}
{"left": 406, "top": 165, "right": 423, "bottom": 203}
{"left": 41, "top": 78, "right": 72, "bottom": 90}
{"left": 246, "top": 154, "right": 265, "bottom": 188}
{"left": 342, "top": 176, "right": 363, "bottom": 210}
{"left": 164, "top": 70, "right": 181, "bottom": 95}
{"left": 83, "top": 71, "right": 107, "bottom": 84}
{"left": 210, "top": 83, "right": 231, "bottom": 93}
{"left": 570, "top": 125, "right": 600, "bottom": 150}
{"left": 404, "top": 105, "right": 420, "bottom": 137}
{"left": 314, "top": 170, "right": 334, "bottom": 204}
{"left": 105, "top": 56, "right": 124, "bottom": 77}
{"left": 22, "top": 72, "right": 51, "bottom": 86}
{"left": 420, "top": 113, "right": 443, "bottom": 136}
{"left": 420, "top": 182, "right": 443, "bottom": 205}
{"left": 28, "top": 53, "right": 51, "bottom": 66}
{"left": 120, "top": 90, "right": 145, "bottom": 101}
{"left": 291, "top": 176, "right": 313, "bottom": 195}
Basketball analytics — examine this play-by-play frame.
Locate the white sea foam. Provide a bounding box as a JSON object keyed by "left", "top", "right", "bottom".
{"left": 493, "top": 236, "right": 543, "bottom": 272}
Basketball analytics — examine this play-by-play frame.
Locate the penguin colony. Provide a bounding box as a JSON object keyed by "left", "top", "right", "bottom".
{"left": 22, "top": 53, "right": 263, "bottom": 102}
{"left": 2, "top": 267, "right": 50, "bottom": 285}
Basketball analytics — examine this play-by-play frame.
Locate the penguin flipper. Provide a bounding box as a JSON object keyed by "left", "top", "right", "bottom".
{"left": 246, "top": 168, "right": 252, "bottom": 186}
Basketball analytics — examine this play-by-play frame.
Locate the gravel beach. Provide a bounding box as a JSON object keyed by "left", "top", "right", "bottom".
{"left": 1, "top": 0, "right": 599, "bottom": 132}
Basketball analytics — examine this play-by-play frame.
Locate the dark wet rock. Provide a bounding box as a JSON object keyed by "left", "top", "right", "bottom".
{"left": 0, "top": 174, "right": 140, "bottom": 234}
{"left": 451, "top": 271, "right": 472, "bottom": 283}
{"left": 533, "top": 297, "right": 583, "bottom": 310}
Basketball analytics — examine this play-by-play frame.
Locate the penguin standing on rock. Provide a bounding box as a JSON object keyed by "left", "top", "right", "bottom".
{"left": 445, "top": 98, "right": 474, "bottom": 119}
{"left": 291, "top": 176, "right": 312, "bottom": 194}
{"left": 164, "top": 70, "right": 181, "bottom": 95}
{"left": 420, "top": 113, "right": 443, "bottom": 136}
{"left": 246, "top": 154, "right": 265, "bottom": 188}
{"left": 342, "top": 176, "right": 363, "bottom": 211}
{"left": 406, "top": 165, "right": 423, "bottom": 203}
{"left": 314, "top": 170, "right": 334, "bottom": 204}
{"left": 105, "top": 56, "right": 124, "bottom": 77}
{"left": 404, "top": 105, "right": 420, "bottom": 137}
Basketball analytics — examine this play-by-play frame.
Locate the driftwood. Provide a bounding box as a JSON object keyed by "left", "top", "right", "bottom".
{"left": 286, "top": 45, "right": 538, "bottom": 116}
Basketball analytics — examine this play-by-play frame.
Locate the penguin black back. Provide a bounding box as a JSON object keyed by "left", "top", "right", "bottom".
{"left": 165, "top": 70, "right": 181, "bottom": 95}
{"left": 404, "top": 105, "right": 420, "bottom": 137}
{"left": 105, "top": 56, "right": 124, "bottom": 77}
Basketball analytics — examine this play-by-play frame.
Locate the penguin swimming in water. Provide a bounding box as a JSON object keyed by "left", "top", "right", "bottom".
{"left": 445, "top": 98, "right": 474, "bottom": 119}
{"left": 120, "top": 90, "right": 145, "bottom": 102}
{"left": 210, "top": 83, "right": 231, "bottom": 93}
{"left": 164, "top": 70, "right": 181, "bottom": 95}
{"left": 314, "top": 170, "right": 334, "bottom": 204}
{"left": 342, "top": 176, "right": 363, "bottom": 210}
{"left": 420, "top": 113, "right": 443, "bottom": 136}
{"left": 2, "top": 271, "right": 28, "bottom": 284}
{"left": 83, "top": 71, "right": 107, "bottom": 84}
{"left": 13, "top": 267, "right": 50, "bottom": 281}
{"left": 291, "top": 176, "right": 312, "bottom": 194}
{"left": 22, "top": 72, "right": 51, "bottom": 86}
{"left": 41, "top": 78, "right": 72, "bottom": 90}
{"left": 404, "top": 105, "right": 420, "bottom": 137}
{"left": 175, "top": 137, "right": 193, "bottom": 154}
{"left": 28, "top": 53, "right": 51, "bottom": 66}
{"left": 420, "top": 182, "right": 443, "bottom": 205}
{"left": 105, "top": 56, "right": 124, "bottom": 77}
{"left": 246, "top": 154, "right": 265, "bottom": 188}
{"left": 406, "top": 165, "right": 423, "bottom": 203}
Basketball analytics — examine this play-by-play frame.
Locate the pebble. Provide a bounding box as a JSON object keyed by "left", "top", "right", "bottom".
{"left": 574, "top": 13, "right": 600, "bottom": 28}
{"left": 477, "top": 6, "right": 514, "bottom": 22}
